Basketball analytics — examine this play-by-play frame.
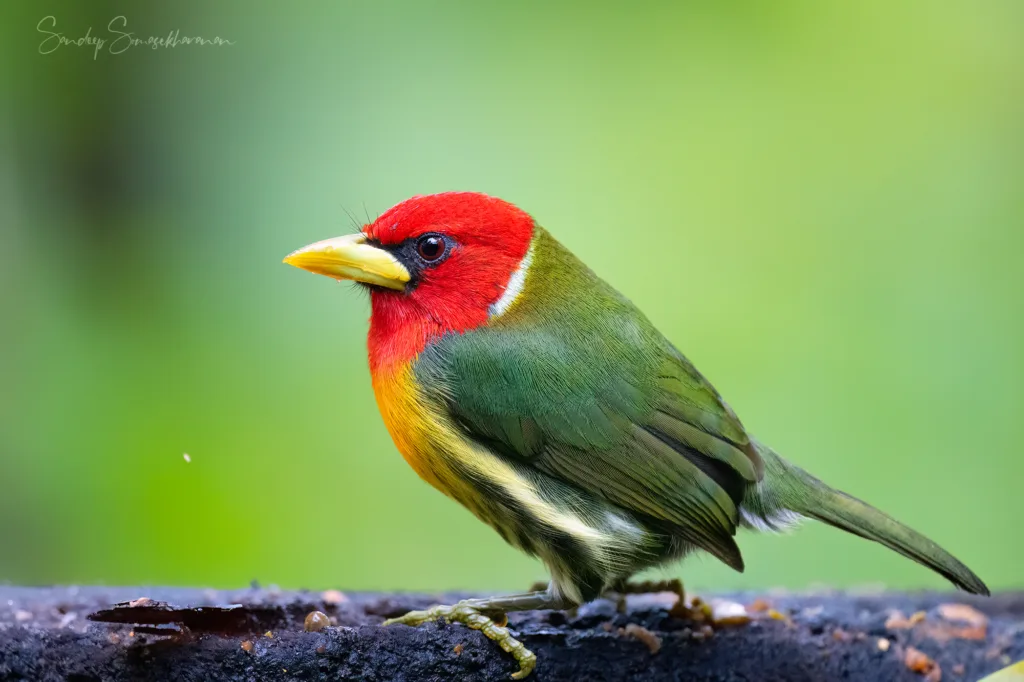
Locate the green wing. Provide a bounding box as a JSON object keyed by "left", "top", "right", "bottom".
{"left": 414, "top": 228, "right": 762, "bottom": 570}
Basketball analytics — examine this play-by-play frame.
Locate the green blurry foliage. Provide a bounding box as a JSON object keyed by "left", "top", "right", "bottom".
{"left": 1, "top": 1, "right": 1021, "bottom": 592}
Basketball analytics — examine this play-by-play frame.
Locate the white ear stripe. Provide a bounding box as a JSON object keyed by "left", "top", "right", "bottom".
{"left": 488, "top": 240, "right": 535, "bottom": 319}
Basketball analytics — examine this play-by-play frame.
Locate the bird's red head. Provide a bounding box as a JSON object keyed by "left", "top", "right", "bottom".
{"left": 284, "top": 192, "right": 535, "bottom": 370}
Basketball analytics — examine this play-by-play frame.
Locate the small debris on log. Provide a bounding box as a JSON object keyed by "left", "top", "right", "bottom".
{"left": 904, "top": 645, "right": 941, "bottom": 681}
{"left": 303, "top": 610, "right": 330, "bottom": 632}
{"left": 623, "top": 622, "right": 662, "bottom": 654}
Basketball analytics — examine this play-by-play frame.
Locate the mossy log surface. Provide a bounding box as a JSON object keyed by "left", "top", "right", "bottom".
{"left": 0, "top": 585, "right": 1021, "bottom": 681}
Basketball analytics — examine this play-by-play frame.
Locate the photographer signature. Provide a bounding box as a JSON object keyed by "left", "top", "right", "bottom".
{"left": 37, "top": 15, "right": 234, "bottom": 60}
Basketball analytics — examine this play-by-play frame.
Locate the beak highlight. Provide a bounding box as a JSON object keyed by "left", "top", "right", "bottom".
{"left": 283, "top": 234, "right": 410, "bottom": 290}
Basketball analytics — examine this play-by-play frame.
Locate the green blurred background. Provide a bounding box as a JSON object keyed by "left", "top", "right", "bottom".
{"left": 1, "top": 1, "right": 1021, "bottom": 594}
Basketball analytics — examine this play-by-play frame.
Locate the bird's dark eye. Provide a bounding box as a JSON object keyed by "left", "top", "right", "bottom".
{"left": 416, "top": 235, "right": 446, "bottom": 262}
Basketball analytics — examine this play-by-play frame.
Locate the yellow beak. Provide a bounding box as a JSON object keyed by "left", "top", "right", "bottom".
{"left": 283, "top": 234, "right": 411, "bottom": 291}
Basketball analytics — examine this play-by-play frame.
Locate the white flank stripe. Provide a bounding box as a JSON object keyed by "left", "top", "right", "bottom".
{"left": 604, "top": 511, "right": 644, "bottom": 539}
{"left": 506, "top": 482, "right": 605, "bottom": 545}
{"left": 488, "top": 241, "right": 535, "bottom": 319}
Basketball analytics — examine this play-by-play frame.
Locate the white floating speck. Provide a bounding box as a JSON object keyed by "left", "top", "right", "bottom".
{"left": 183, "top": 453, "right": 191, "bottom": 463}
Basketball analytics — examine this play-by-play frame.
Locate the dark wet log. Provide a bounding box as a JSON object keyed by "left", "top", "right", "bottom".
{"left": 0, "top": 585, "right": 1021, "bottom": 681}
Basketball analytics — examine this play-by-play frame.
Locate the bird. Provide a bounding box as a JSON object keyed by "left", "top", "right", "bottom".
{"left": 283, "top": 191, "right": 988, "bottom": 679}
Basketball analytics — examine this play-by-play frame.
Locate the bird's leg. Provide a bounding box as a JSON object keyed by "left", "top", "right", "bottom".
{"left": 383, "top": 590, "right": 574, "bottom": 680}
{"left": 605, "top": 578, "right": 686, "bottom": 614}
{"left": 526, "top": 581, "right": 578, "bottom": 618}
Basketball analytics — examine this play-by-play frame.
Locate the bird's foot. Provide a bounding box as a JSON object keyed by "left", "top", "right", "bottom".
{"left": 384, "top": 602, "right": 535, "bottom": 680}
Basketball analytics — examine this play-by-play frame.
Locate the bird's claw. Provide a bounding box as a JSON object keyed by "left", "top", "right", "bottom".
{"left": 384, "top": 601, "right": 535, "bottom": 679}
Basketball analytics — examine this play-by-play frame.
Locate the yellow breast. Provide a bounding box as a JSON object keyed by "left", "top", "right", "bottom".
{"left": 371, "top": 361, "right": 461, "bottom": 496}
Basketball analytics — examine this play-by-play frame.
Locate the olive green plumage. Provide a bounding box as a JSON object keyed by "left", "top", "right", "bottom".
{"left": 415, "top": 226, "right": 988, "bottom": 600}
{"left": 744, "top": 445, "right": 988, "bottom": 594}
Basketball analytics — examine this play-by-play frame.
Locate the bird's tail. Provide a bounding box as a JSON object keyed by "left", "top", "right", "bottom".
{"left": 741, "top": 441, "right": 989, "bottom": 595}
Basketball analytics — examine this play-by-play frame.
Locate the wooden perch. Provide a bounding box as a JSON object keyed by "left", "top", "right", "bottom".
{"left": 1, "top": 585, "right": 1021, "bottom": 681}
